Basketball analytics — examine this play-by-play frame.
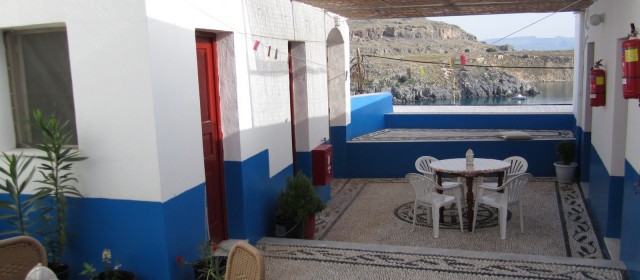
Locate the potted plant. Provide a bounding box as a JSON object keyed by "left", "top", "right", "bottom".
{"left": 554, "top": 141, "right": 577, "bottom": 183}
{"left": 275, "top": 172, "right": 325, "bottom": 239}
{"left": 176, "top": 240, "right": 228, "bottom": 280}
{"left": 80, "top": 248, "right": 136, "bottom": 280}
{"left": 30, "top": 110, "right": 88, "bottom": 279}
{"left": 0, "top": 152, "right": 50, "bottom": 237}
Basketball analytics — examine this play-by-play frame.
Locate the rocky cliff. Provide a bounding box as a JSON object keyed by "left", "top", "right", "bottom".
{"left": 348, "top": 18, "right": 574, "bottom": 103}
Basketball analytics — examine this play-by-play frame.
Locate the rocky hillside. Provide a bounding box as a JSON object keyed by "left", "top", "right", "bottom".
{"left": 348, "top": 18, "right": 574, "bottom": 103}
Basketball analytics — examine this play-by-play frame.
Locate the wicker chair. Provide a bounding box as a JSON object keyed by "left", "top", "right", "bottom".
{"left": 0, "top": 236, "right": 48, "bottom": 280}
{"left": 224, "top": 241, "right": 265, "bottom": 280}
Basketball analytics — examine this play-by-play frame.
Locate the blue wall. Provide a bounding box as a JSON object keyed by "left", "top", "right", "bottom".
{"left": 331, "top": 93, "right": 392, "bottom": 178}
{"left": 340, "top": 95, "right": 577, "bottom": 178}
{"left": 347, "top": 139, "right": 563, "bottom": 178}
{"left": 330, "top": 125, "right": 349, "bottom": 179}
{"left": 622, "top": 161, "right": 640, "bottom": 279}
{"left": 0, "top": 147, "right": 323, "bottom": 279}
{"left": 575, "top": 125, "right": 592, "bottom": 182}
{"left": 1, "top": 183, "right": 207, "bottom": 280}
{"left": 385, "top": 112, "right": 575, "bottom": 130}
{"left": 588, "top": 145, "right": 623, "bottom": 238}
{"left": 225, "top": 149, "right": 291, "bottom": 243}
{"left": 350, "top": 93, "right": 393, "bottom": 138}
{"left": 225, "top": 148, "right": 330, "bottom": 243}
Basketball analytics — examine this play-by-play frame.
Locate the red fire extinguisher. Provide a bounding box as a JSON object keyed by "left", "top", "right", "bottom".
{"left": 623, "top": 23, "right": 640, "bottom": 99}
{"left": 590, "top": 60, "right": 605, "bottom": 107}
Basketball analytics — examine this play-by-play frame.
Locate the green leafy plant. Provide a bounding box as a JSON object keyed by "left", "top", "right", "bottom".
{"left": 276, "top": 171, "right": 325, "bottom": 224}
{"left": 556, "top": 141, "right": 576, "bottom": 165}
{"left": 0, "top": 152, "right": 50, "bottom": 237}
{"left": 80, "top": 248, "right": 134, "bottom": 280}
{"left": 177, "top": 241, "right": 227, "bottom": 280}
{"left": 30, "top": 109, "right": 87, "bottom": 264}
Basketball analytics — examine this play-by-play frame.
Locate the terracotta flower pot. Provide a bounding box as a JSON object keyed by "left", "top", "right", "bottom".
{"left": 304, "top": 215, "right": 316, "bottom": 239}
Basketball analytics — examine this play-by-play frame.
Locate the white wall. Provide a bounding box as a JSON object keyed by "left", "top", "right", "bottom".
{"left": 618, "top": 1, "right": 640, "bottom": 170}
{"left": 0, "top": 0, "right": 346, "bottom": 201}
{"left": 144, "top": 0, "right": 342, "bottom": 187}
{"left": 0, "top": 0, "right": 164, "bottom": 201}
{"left": 574, "top": 12, "right": 591, "bottom": 132}
{"left": 145, "top": 0, "right": 247, "bottom": 201}
{"left": 585, "top": 0, "right": 636, "bottom": 176}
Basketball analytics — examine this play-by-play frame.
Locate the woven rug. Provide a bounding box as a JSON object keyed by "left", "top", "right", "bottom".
{"left": 315, "top": 178, "right": 607, "bottom": 259}
{"left": 350, "top": 129, "right": 574, "bottom": 142}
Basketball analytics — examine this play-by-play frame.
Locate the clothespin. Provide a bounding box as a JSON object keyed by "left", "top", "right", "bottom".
{"left": 253, "top": 40, "right": 260, "bottom": 51}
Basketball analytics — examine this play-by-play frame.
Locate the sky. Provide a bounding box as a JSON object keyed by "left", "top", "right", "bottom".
{"left": 428, "top": 12, "right": 576, "bottom": 41}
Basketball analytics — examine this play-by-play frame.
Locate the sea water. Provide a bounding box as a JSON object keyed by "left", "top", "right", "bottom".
{"left": 402, "top": 81, "right": 573, "bottom": 106}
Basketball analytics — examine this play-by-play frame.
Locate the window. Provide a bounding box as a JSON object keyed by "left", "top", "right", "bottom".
{"left": 4, "top": 28, "right": 77, "bottom": 147}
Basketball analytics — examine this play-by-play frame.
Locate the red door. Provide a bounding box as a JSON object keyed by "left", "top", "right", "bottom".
{"left": 288, "top": 42, "right": 297, "bottom": 173}
{"left": 196, "top": 34, "right": 228, "bottom": 242}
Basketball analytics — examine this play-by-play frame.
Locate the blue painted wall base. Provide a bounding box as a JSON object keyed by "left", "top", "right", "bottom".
{"left": 347, "top": 139, "right": 564, "bottom": 178}
{"left": 338, "top": 93, "right": 577, "bottom": 179}
{"left": 1, "top": 183, "right": 208, "bottom": 280}
{"left": 575, "top": 126, "right": 592, "bottom": 182}
{"left": 225, "top": 149, "right": 292, "bottom": 243}
{"left": 622, "top": 161, "right": 640, "bottom": 279}
{"left": 588, "top": 145, "right": 623, "bottom": 238}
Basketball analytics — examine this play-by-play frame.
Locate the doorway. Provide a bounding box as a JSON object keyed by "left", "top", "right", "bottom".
{"left": 196, "top": 33, "right": 228, "bottom": 242}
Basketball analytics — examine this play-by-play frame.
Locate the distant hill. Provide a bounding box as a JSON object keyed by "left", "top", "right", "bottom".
{"left": 348, "top": 18, "right": 574, "bottom": 102}
{"left": 482, "top": 36, "right": 574, "bottom": 51}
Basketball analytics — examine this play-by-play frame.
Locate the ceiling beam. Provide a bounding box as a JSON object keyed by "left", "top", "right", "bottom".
{"left": 293, "top": 0, "right": 592, "bottom": 19}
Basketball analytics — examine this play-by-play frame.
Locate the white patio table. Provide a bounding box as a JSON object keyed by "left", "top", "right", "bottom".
{"left": 429, "top": 158, "right": 511, "bottom": 231}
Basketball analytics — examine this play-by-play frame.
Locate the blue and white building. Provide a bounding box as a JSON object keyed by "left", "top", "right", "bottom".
{"left": 1, "top": 0, "right": 640, "bottom": 279}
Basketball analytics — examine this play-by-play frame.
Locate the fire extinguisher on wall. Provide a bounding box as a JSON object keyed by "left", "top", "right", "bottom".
{"left": 622, "top": 23, "right": 640, "bottom": 99}
{"left": 590, "top": 60, "right": 605, "bottom": 107}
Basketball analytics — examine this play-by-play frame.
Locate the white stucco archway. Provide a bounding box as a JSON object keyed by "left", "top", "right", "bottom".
{"left": 326, "top": 28, "right": 349, "bottom": 127}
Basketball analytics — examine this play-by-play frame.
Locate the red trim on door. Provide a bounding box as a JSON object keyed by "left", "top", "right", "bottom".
{"left": 196, "top": 33, "right": 228, "bottom": 242}
{"left": 288, "top": 42, "right": 297, "bottom": 173}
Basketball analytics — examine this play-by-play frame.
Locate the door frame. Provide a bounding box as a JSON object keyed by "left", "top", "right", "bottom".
{"left": 196, "top": 32, "right": 228, "bottom": 242}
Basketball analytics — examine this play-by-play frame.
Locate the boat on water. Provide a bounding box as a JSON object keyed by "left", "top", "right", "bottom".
{"left": 512, "top": 93, "right": 527, "bottom": 100}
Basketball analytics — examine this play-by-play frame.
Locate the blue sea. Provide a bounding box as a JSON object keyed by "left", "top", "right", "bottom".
{"left": 402, "top": 81, "right": 573, "bottom": 106}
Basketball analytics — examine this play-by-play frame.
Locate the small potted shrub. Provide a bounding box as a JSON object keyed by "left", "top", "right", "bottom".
{"left": 554, "top": 141, "right": 577, "bottom": 183}
{"left": 80, "top": 248, "right": 136, "bottom": 280}
{"left": 275, "top": 172, "right": 325, "bottom": 239}
{"left": 176, "top": 240, "right": 228, "bottom": 280}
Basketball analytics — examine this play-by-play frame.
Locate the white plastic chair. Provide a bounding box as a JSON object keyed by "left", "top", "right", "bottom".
{"left": 472, "top": 173, "right": 532, "bottom": 240}
{"left": 479, "top": 156, "right": 528, "bottom": 190}
{"left": 415, "top": 156, "right": 464, "bottom": 203}
{"left": 25, "top": 263, "right": 58, "bottom": 280}
{"left": 405, "top": 173, "right": 464, "bottom": 238}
